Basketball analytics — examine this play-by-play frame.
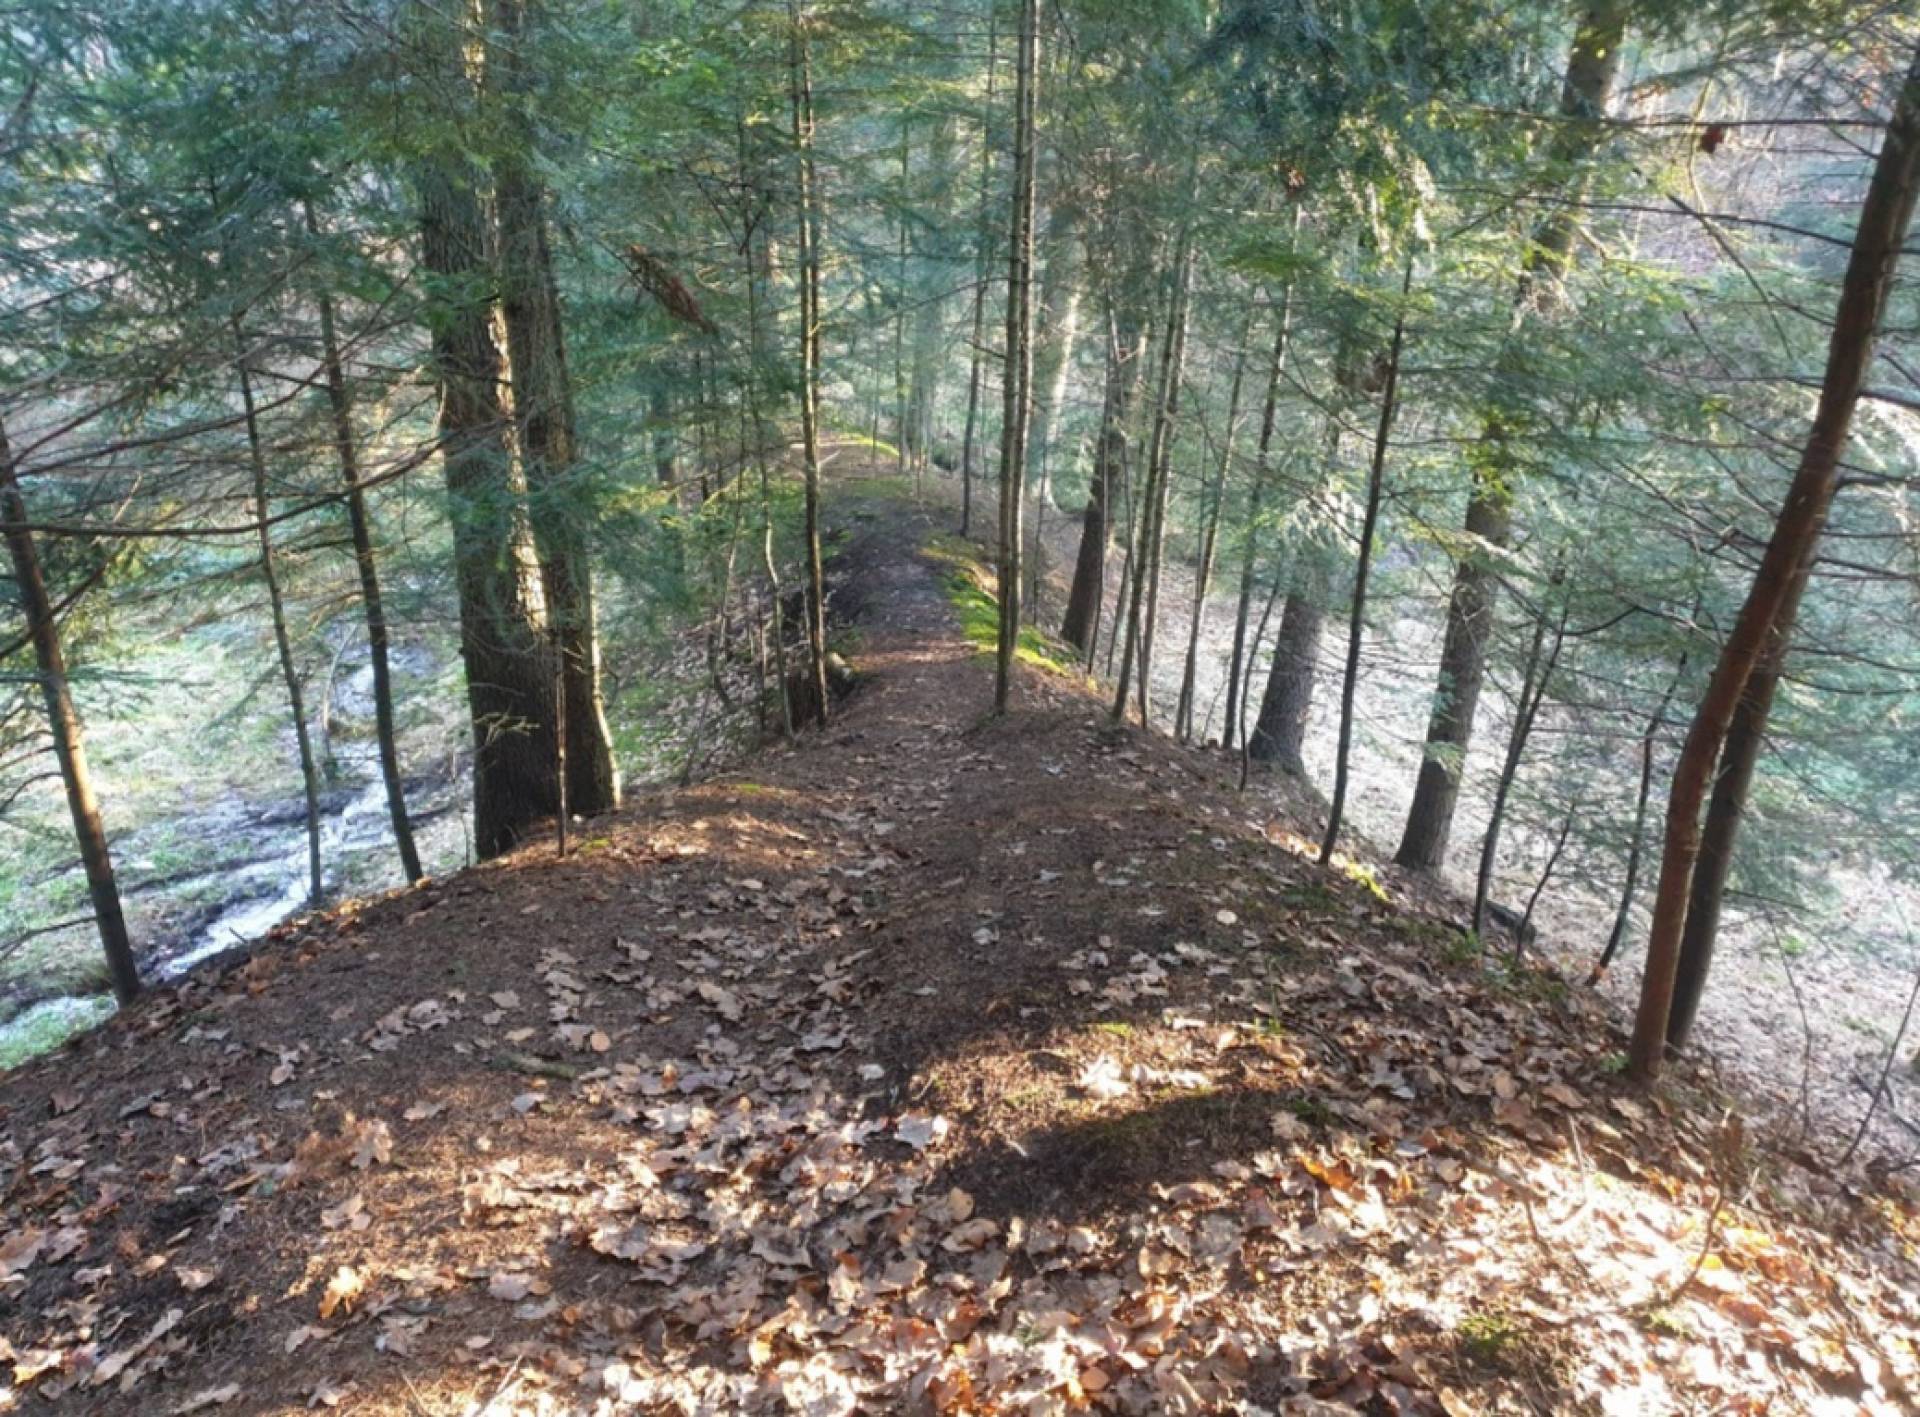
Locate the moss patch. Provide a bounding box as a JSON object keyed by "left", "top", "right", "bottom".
{"left": 923, "top": 534, "right": 1078, "bottom": 676}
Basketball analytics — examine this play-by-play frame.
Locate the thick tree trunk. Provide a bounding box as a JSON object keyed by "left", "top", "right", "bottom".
{"left": 492, "top": 0, "right": 619, "bottom": 817}
{"left": 0, "top": 416, "right": 141, "bottom": 1004}
{"left": 233, "top": 324, "right": 324, "bottom": 906}
{"left": 1249, "top": 587, "right": 1324, "bottom": 776}
{"left": 307, "top": 202, "right": 421, "bottom": 884}
{"left": 789, "top": 0, "right": 831, "bottom": 724}
{"left": 416, "top": 154, "right": 559, "bottom": 859}
{"left": 1062, "top": 304, "right": 1144, "bottom": 653}
{"left": 1027, "top": 200, "right": 1083, "bottom": 507}
{"left": 1630, "top": 42, "right": 1920, "bottom": 1080}
{"left": 1394, "top": 1, "right": 1628, "bottom": 873}
{"left": 1321, "top": 260, "right": 1411, "bottom": 865}
{"left": 993, "top": 0, "right": 1040, "bottom": 712}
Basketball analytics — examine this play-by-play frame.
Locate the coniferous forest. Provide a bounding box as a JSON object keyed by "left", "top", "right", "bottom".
{"left": 4, "top": 1, "right": 1920, "bottom": 1412}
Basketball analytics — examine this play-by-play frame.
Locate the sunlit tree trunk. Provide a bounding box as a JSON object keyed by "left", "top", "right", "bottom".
{"left": 1322, "top": 260, "right": 1412, "bottom": 864}
{"left": 1176, "top": 318, "right": 1251, "bottom": 741}
{"left": 1395, "top": 1, "right": 1628, "bottom": 873}
{"left": 1631, "top": 43, "right": 1920, "bottom": 1079}
{"left": 415, "top": 153, "right": 559, "bottom": 858}
{"left": 1224, "top": 276, "right": 1295, "bottom": 751}
{"left": 0, "top": 415, "right": 140, "bottom": 1004}
{"left": 789, "top": 0, "right": 831, "bottom": 723}
{"left": 993, "top": 0, "right": 1039, "bottom": 713}
{"left": 491, "top": 0, "right": 620, "bottom": 817}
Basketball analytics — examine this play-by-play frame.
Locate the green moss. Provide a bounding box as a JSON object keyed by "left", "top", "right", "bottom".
{"left": 923, "top": 535, "right": 1078, "bottom": 676}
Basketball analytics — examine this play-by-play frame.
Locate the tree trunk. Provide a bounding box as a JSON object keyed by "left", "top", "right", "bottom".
{"left": 233, "top": 322, "right": 324, "bottom": 907}
{"left": 907, "top": 116, "right": 957, "bottom": 477}
{"left": 491, "top": 0, "right": 619, "bottom": 818}
{"left": 1126, "top": 241, "right": 1192, "bottom": 727}
{"left": 958, "top": 20, "right": 998, "bottom": 539}
{"left": 1666, "top": 565, "right": 1809, "bottom": 1047}
{"left": 306, "top": 201, "right": 421, "bottom": 884}
{"left": 1321, "top": 259, "right": 1412, "bottom": 865}
{"left": 1062, "top": 302, "right": 1144, "bottom": 652}
{"left": 1394, "top": 1, "right": 1628, "bottom": 874}
{"left": 1591, "top": 652, "right": 1686, "bottom": 984}
{"left": 789, "top": 0, "right": 831, "bottom": 724}
{"left": 1224, "top": 282, "right": 1295, "bottom": 750}
{"left": 1027, "top": 200, "right": 1083, "bottom": 507}
{"left": 415, "top": 153, "right": 559, "bottom": 859}
{"left": 1176, "top": 321, "right": 1251, "bottom": 741}
{"left": 0, "top": 416, "right": 141, "bottom": 1004}
{"left": 993, "top": 0, "right": 1040, "bottom": 713}
{"left": 1630, "top": 41, "right": 1920, "bottom": 1080}
{"left": 1249, "top": 586, "right": 1324, "bottom": 776}
{"left": 1471, "top": 598, "right": 1566, "bottom": 936}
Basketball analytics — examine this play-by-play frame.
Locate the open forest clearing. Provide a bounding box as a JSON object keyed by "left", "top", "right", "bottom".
{"left": 6, "top": 0, "right": 1920, "bottom": 1411}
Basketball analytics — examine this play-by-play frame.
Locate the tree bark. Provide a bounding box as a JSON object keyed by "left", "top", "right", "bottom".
{"left": 1027, "top": 199, "right": 1084, "bottom": 507}
{"left": 491, "top": 0, "right": 620, "bottom": 817}
{"left": 993, "top": 0, "right": 1040, "bottom": 713}
{"left": 1471, "top": 596, "right": 1566, "bottom": 936}
{"left": 0, "top": 415, "right": 141, "bottom": 1004}
{"left": 1249, "top": 586, "right": 1325, "bottom": 776}
{"left": 1125, "top": 241, "right": 1192, "bottom": 727}
{"left": 233, "top": 321, "right": 324, "bottom": 906}
{"left": 1321, "top": 259, "right": 1412, "bottom": 865}
{"left": 1062, "top": 302, "right": 1145, "bottom": 653}
{"left": 789, "top": 0, "right": 831, "bottom": 724}
{"left": 1224, "top": 282, "right": 1295, "bottom": 750}
{"left": 1176, "top": 320, "right": 1251, "bottom": 741}
{"left": 1590, "top": 654, "right": 1685, "bottom": 984}
{"left": 1666, "top": 564, "right": 1810, "bottom": 1048}
{"left": 1630, "top": 41, "right": 1920, "bottom": 1080}
{"left": 415, "top": 153, "right": 559, "bottom": 859}
{"left": 306, "top": 200, "right": 421, "bottom": 885}
{"left": 1394, "top": 1, "right": 1628, "bottom": 873}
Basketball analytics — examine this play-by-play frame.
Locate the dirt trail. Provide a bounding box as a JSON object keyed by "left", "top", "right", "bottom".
{"left": 0, "top": 482, "right": 1914, "bottom": 1415}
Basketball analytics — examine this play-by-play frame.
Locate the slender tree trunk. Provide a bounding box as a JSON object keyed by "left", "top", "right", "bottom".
{"left": 1631, "top": 42, "right": 1920, "bottom": 1080}
{"left": 895, "top": 121, "right": 911, "bottom": 480}
{"left": 1, "top": 417, "right": 140, "bottom": 1003}
{"left": 232, "top": 323, "right": 324, "bottom": 906}
{"left": 306, "top": 203, "right": 421, "bottom": 884}
{"left": 651, "top": 385, "right": 677, "bottom": 486}
{"left": 1394, "top": 1, "right": 1628, "bottom": 873}
{"left": 1224, "top": 281, "right": 1295, "bottom": 750}
{"left": 790, "top": 0, "right": 831, "bottom": 724}
{"left": 907, "top": 116, "right": 957, "bottom": 477}
{"left": 1591, "top": 653, "right": 1686, "bottom": 983}
{"left": 1471, "top": 599, "right": 1566, "bottom": 935}
{"left": 1237, "top": 569, "right": 1285, "bottom": 791}
{"left": 1176, "top": 321, "right": 1251, "bottom": 741}
{"left": 1516, "top": 801, "right": 1576, "bottom": 953}
{"left": 993, "top": 0, "right": 1040, "bottom": 713}
{"left": 1129, "top": 242, "right": 1192, "bottom": 727}
{"left": 415, "top": 153, "right": 559, "bottom": 858}
{"left": 1666, "top": 571, "right": 1805, "bottom": 1047}
{"left": 492, "top": 0, "right": 619, "bottom": 816}
{"left": 1321, "top": 260, "right": 1412, "bottom": 865}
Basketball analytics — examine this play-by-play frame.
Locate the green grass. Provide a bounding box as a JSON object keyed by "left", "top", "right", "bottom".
{"left": 923, "top": 534, "right": 1077, "bottom": 676}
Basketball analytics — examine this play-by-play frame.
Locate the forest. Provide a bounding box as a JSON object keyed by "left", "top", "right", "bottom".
{"left": 3, "top": 0, "right": 1920, "bottom": 1412}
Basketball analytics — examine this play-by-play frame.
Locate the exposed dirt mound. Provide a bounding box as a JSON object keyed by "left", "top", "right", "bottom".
{"left": 1, "top": 485, "right": 1915, "bottom": 1415}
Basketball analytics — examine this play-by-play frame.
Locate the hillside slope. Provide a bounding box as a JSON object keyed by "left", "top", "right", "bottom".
{"left": 1, "top": 487, "right": 1915, "bottom": 1416}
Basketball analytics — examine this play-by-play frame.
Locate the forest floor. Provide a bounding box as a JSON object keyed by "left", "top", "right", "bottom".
{"left": 1, "top": 476, "right": 1917, "bottom": 1416}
